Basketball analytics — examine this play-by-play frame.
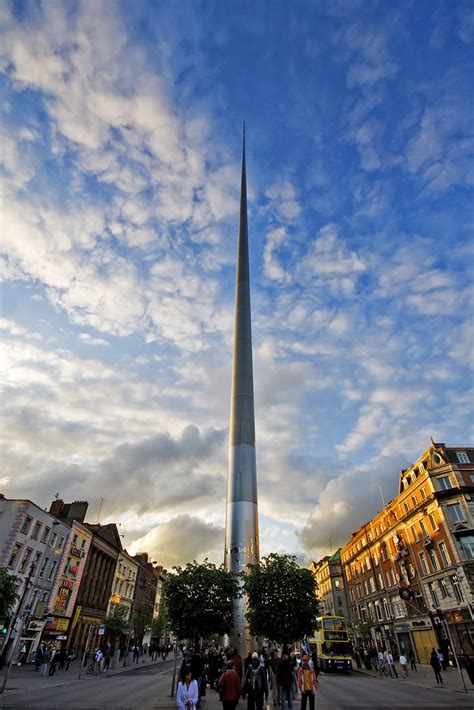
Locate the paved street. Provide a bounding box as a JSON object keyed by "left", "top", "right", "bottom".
{"left": 0, "top": 660, "right": 473, "bottom": 710}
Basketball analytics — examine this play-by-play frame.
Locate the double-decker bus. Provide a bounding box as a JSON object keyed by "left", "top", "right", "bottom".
{"left": 309, "top": 616, "right": 352, "bottom": 672}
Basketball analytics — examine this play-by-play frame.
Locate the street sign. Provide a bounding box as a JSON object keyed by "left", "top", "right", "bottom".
{"left": 98, "top": 624, "right": 105, "bottom": 636}
{"left": 57, "top": 635, "right": 67, "bottom": 641}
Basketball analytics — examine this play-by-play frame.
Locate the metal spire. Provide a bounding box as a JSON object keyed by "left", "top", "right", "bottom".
{"left": 224, "top": 125, "right": 260, "bottom": 654}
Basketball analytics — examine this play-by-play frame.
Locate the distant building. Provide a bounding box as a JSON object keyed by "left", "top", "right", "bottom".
{"left": 309, "top": 549, "right": 350, "bottom": 620}
{"left": 0, "top": 495, "right": 71, "bottom": 661}
{"left": 341, "top": 442, "right": 474, "bottom": 664}
{"left": 132, "top": 552, "right": 159, "bottom": 646}
{"left": 153, "top": 566, "right": 167, "bottom": 620}
{"left": 108, "top": 549, "right": 139, "bottom": 621}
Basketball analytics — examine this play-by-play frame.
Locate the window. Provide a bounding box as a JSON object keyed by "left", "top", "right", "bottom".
{"left": 8, "top": 543, "right": 22, "bottom": 568}
{"left": 375, "top": 601, "right": 383, "bottom": 621}
{"left": 437, "top": 476, "right": 452, "bottom": 491}
{"left": 366, "top": 557, "right": 371, "bottom": 571}
{"left": 419, "top": 552, "right": 429, "bottom": 575}
{"left": 378, "top": 573, "right": 384, "bottom": 589}
{"left": 73, "top": 534, "right": 78, "bottom": 545}
{"left": 63, "top": 557, "right": 72, "bottom": 574}
{"left": 438, "top": 542, "right": 451, "bottom": 567}
{"left": 33, "top": 551, "right": 41, "bottom": 571}
{"left": 429, "top": 513, "right": 438, "bottom": 531}
{"left": 439, "top": 579, "right": 449, "bottom": 599}
{"left": 428, "top": 549, "right": 440, "bottom": 571}
{"left": 48, "top": 560, "right": 58, "bottom": 581}
{"left": 428, "top": 582, "right": 438, "bottom": 607}
{"left": 39, "top": 556, "right": 49, "bottom": 578}
{"left": 41, "top": 526, "right": 51, "bottom": 543}
{"left": 21, "top": 516, "right": 32, "bottom": 534}
{"left": 19, "top": 548, "right": 32, "bottom": 573}
{"left": 419, "top": 520, "right": 428, "bottom": 538}
{"left": 369, "top": 577, "right": 376, "bottom": 593}
{"left": 382, "top": 598, "right": 390, "bottom": 619}
{"left": 448, "top": 503, "right": 465, "bottom": 523}
{"left": 404, "top": 502, "right": 410, "bottom": 513}
{"left": 81, "top": 538, "right": 86, "bottom": 549}
{"left": 50, "top": 532, "right": 57, "bottom": 548}
{"left": 31, "top": 521, "right": 42, "bottom": 540}
{"left": 410, "top": 525, "right": 419, "bottom": 543}
{"left": 58, "top": 536, "right": 65, "bottom": 550}
{"left": 452, "top": 575, "right": 464, "bottom": 602}
{"left": 392, "top": 596, "right": 405, "bottom": 618}
{"left": 420, "top": 488, "right": 427, "bottom": 499}
{"left": 411, "top": 495, "right": 418, "bottom": 506}
{"left": 456, "top": 451, "right": 470, "bottom": 464}
{"left": 460, "top": 535, "right": 474, "bottom": 560}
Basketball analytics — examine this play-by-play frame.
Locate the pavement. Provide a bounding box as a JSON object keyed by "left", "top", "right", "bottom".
{"left": 0, "top": 654, "right": 177, "bottom": 696}
{"left": 352, "top": 660, "right": 473, "bottom": 694}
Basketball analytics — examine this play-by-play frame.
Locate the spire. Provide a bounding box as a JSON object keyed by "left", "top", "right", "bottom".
{"left": 224, "top": 125, "right": 260, "bottom": 654}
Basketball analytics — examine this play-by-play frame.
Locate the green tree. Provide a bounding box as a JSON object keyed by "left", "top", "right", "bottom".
{"left": 243, "top": 554, "right": 319, "bottom": 646}
{"left": 104, "top": 604, "right": 129, "bottom": 638}
{"left": 164, "top": 560, "right": 239, "bottom": 646}
{"left": 0, "top": 569, "right": 17, "bottom": 619}
{"left": 151, "top": 606, "right": 168, "bottom": 643}
{"left": 133, "top": 604, "right": 153, "bottom": 642}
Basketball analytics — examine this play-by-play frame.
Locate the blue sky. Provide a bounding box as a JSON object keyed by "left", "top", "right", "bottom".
{"left": 1, "top": 0, "right": 473, "bottom": 566}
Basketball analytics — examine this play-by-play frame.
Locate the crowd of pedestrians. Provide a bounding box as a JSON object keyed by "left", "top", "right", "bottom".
{"left": 177, "top": 645, "right": 319, "bottom": 710}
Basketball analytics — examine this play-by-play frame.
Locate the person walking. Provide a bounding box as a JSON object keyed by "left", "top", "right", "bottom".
{"left": 48, "top": 647, "right": 59, "bottom": 676}
{"left": 243, "top": 652, "right": 268, "bottom": 710}
{"left": 191, "top": 649, "right": 205, "bottom": 708}
{"left": 399, "top": 654, "right": 408, "bottom": 679}
{"left": 40, "top": 646, "right": 51, "bottom": 677}
{"left": 269, "top": 650, "right": 280, "bottom": 707}
{"left": 430, "top": 648, "right": 443, "bottom": 685}
{"left": 277, "top": 650, "right": 293, "bottom": 710}
{"left": 386, "top": 651, "right": 398, "bottom": 678}
{"left": 218, "top": 660, "right": 242, "bottom": 710}
{"left": 409, "top": 651, "right": 417, "bottom": 672}
{"left": 231, "top": 648, "right": 243, "bottom": 682}
{"left": 35, "top": 644, "right": 43, "bottom": 671}
{"left": 177, "top": 666, "right": 199, "bottom": 710}
{"left": 297, "top": 655, "right": 317, "bottom": 710}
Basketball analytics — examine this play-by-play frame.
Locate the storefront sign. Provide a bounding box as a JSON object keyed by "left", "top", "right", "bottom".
{"left": 27, "top": 619, "right": 45, "bottom": 632}
{"left": 71, "top": 545, "right": 85, "bottom": 558}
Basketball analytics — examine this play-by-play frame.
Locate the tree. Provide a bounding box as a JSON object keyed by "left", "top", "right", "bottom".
{"left": 151, "top": 606, "right": 168, "bottom": 644}
{"left": 164, "top": 560, "right": 239, "bottom": 646}
{"left": 0, "top": 569, "right": 17, "bottom": 620}
{"left": 104, "top": 605, "right": 129, "bottom": 639}
{"left": 133, "top": 604, "right": 153, "bottom": 642}
{"left": 243, "top": 553, "right": 319, "bottom": 646}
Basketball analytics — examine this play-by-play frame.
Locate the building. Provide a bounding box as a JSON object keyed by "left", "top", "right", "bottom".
{"left": 0, "top": 496, "right": 71, "bottom": 661}
{"left": 132, "top": 552, "right": 159, "bottom": 645}
{"left": 42, "top": 518, "right": 93, "bottom": 643}
{"left": 309, "top": 549, "right": 350, "bottom": 620}
{"left": 108, "top": 549, "right": 139, "bottom": 621}
{"left": 341, "top": 441, "right": 474, "bottom": 664}
{"left": 153, "top": 566, "right": 167, "bottom": 620}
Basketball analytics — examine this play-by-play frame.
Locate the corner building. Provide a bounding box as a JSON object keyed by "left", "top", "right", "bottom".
{"left": 341, "top": 442, "right": 474, "bottom": 664}
{"left": 309, "top": 549, "right": 350, "bottom": 619}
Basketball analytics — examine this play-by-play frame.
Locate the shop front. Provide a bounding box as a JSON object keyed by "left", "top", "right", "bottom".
{"left": 410, "top": 619, "right": 437, "bottom": 664}
{"left": 445, "top": 609, "right": 474, "bottom": 659}
{"left": 394, "top": 623, "right": 414, "bottom": 657}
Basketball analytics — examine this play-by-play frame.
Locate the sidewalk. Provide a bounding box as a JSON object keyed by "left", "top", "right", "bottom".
{"left": 0, "top": 654, "right": 175, "bottom": 696}
{"left": 352, "top": 661, "right": 474, "bottom": 694}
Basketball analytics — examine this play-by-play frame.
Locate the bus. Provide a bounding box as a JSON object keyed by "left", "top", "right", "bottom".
{"left": 309, "top": 616, "right": 352, "bottom": 672}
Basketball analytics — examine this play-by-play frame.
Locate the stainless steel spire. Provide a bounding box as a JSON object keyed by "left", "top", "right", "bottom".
{"left": 224, "top": 125, "right": 260, "bottom": 653}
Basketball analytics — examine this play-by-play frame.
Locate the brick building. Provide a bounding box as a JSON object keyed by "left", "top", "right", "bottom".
{"left": 341, "top": 442, "right": 474, "bottom": 664}
{"left": 309, "top": 549, "right": 350, "bottom": 619}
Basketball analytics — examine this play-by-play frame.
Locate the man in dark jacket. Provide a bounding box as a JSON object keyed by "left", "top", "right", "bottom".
{"left": 243, "top": 652, "right": 268, "bottom": 710}
{"left": 276, "top": 651, "right": 293, "bottom": 710}
{"left": 191, "top": 650, "right": 205, "bottom": 707}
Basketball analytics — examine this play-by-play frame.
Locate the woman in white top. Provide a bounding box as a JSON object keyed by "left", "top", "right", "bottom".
{"left": 177, "top": 667, "right": 199, "bottom": 710}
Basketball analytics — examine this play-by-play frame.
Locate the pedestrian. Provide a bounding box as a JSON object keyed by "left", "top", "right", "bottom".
{"left": 49, "top": 648, "right": 59, "bottom": 676}
{"left": 40, "top": 647, "right": 51, "bottom": 676}
{"left": 35, "top": 644, "right": 43, "bottom": 671}
{"left": 66, "top": 647, "right": 74, "bottom": 670}
{"left": 177, "top": 666, "right": 199, "bottom": 710}
{"left": 430, "top": 648, "right": 443, "bottom": 685}
{"left": 103, "top": 647, "right": 111, "bottom": 671}
{"left": 269, "top": 650, "right": 280, "bottom": 707}
{"left": 409, "top": 651, "right": 417, "bottom": 672}
{"left": 232, "top": 648, "right": 243, "bottom": 681}
{"left": 218, "top": 660, "right": 242, "bottom": 710}
{"left": 59, "top": 647, "right": 66, "bottom": 670}
{"left": 133, "top": 644, "right": 140, "bottom": 663}
{"left": 93, "top": 647, "right": 103, "bottom": 674}
{"left": 290, "top": 653, "right": 298, "bottom": 696}
{"left": 399, "top": 654, "right": 408, "bottom": 679}
{"left": 277, "top": 650, "right": 293, "bottom": 710}
{"left": 386, "top": 651, "right": 398, "bottom": 678}
{"left": 377, "top": 649, "right": 385, "bottom": 675}
{"left": 243, "top": 651, "right": 268, "bottom": 710}
{"left": 297, "top": 655, "right": 317, "bottom": 710}
{"left": 438, "top": 648, "right": 447, "bottom": 671}
{"left": 191, "top": 649, "right": 205, "bottom": 708}
{"left": 244, "top": 652, "right": 252, "bottom": 673}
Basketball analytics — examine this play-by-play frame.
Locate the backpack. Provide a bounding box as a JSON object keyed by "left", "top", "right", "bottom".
{"left": 247, "top": 666, "right": 263, "bottom": 693}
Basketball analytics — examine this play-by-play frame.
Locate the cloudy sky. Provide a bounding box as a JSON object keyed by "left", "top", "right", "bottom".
{"left": 1, "top": 0, "right": 473, "bottom": 567}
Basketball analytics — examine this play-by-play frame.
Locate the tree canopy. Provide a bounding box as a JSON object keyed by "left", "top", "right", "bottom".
{"left": 104, "top": 604, "right": 129, "bottom": 638}
{"left": 243, "top": 553, "right": 319, "bottom": 645}
{"left": 133, "top": 604, "right": 153, "bottom": 641}
{"left": 0, "top": 569, "right": 17, "bottom": 620}
{"left": 164, "top": 560, "right": 239, "bottom": 644}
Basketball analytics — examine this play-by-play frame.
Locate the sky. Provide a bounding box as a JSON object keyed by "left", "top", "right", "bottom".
{"left": 1, "top": 0, "right": 473, "bottom": 568}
